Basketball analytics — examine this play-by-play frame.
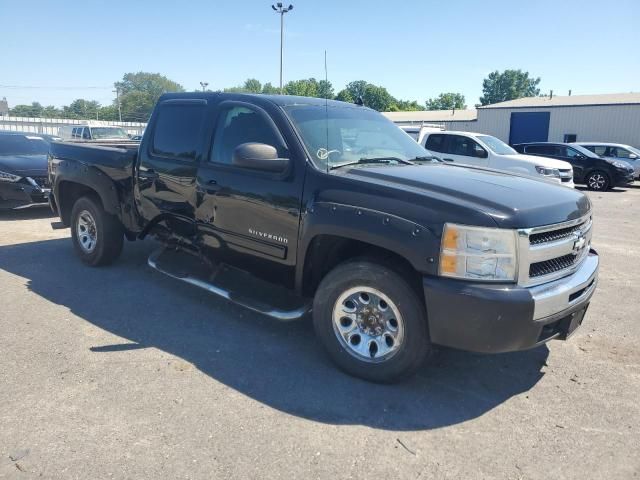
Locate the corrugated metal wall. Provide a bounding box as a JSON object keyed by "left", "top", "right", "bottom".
{"left": 459, "top": 105, "right": 640, "bottom": 148}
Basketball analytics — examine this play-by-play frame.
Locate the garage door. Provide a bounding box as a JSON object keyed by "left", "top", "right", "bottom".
{"left": 508, "top": 112, "right": 550, "bottom": 145}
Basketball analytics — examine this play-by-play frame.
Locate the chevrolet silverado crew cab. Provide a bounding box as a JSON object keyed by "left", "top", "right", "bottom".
{"left": 422, "top": 131, "right": 575, "bottom": 187}
{"left": 48, "top": 93, "right": 599, "bottom": 383}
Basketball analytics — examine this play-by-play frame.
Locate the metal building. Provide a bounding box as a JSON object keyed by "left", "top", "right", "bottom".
{"left": 384, "top": 92, "right": 640, "bottom": 148}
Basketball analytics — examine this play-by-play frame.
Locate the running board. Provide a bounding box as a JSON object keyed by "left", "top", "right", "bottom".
{"left": 147, "top": 247, "right": 311, "bottom": 321}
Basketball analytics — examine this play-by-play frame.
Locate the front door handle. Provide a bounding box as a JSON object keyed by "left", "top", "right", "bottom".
{"left": 139, "top": 168, "right": 158, "bottom": 179}
{"left": 443, "top": 158, "right": 454, "bottom": 162}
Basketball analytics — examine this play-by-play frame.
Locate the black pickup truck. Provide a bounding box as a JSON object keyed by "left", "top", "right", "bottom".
{"left": 48, "top": 93, "right": 599, "bottom": 382}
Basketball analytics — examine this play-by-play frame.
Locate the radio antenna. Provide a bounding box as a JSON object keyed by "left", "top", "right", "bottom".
{"left": 324, "top": 50, "right": 329, "bottom": 173}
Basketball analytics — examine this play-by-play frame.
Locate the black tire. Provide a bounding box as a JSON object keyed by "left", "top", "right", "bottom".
{"left": 585, "top": 170, "right": 610, "bottom": 191}
{"left": 70, "top": 195, "right": 124, "bottom": 266}
{"left": 313, "top": 260, "right": 430, "bottom": 383}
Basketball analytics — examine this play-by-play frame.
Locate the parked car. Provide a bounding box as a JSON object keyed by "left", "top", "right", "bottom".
{"left": 0, "top": 132, "right": 51, "bottom": 209}
{"left": 513, "top": 142, "right": 635, "bottom": 191}
{"left": 58, "top": 124, "right": 132, "bottom": 142}
{"left": 48, "top": 93, "right": 598, "bottom": 383}
{"left": 577, "top": 142, "right": 640, "bottom": 179}
{"left": 422, "top": 131, "right": 575, "bottom": 187}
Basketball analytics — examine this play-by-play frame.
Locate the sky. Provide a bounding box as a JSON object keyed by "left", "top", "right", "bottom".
{"left": 1, "top": 0, "right": 639, "bottom": 109}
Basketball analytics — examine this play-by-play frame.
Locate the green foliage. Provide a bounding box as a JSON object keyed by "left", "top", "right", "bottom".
{"left": 389, "top": 99, "right": 425, "bottom": 112}
{"left": 9, "top": 102, "right": 45, "bottom": 117}
{"left": 261, "top": 82, "right": 280, "bottom": 94}
{"left": 335, "top": 81, "right": 396, "bottom": 111}
{"left": 425, "top": 92, "right": 466, "bottom": 111}
{"left": 284, "top": 78, "right": 334, "bottom": 98}
{"left": 479, "top": 69, "right": 541, "bottom": 106}
{"left": 115, "top": 72, "right": 185, "bottom": 121}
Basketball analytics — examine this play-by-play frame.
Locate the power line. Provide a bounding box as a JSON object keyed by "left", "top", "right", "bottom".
{"left": 0, "top": 84, "right": 113, "bottom": 90}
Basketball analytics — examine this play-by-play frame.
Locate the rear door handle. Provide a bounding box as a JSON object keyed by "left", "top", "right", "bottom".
{"left": 443, "top": 158, "right": 454, "bottom": 162}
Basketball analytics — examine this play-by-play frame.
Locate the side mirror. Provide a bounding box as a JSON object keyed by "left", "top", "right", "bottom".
{"left": 232, "top": 143, "right": 289, "bottom": 173}
{"left": 628, "top": 153, "right": 638, "bottom": 160}
{"left": 475, "top": 148, "right": 488, "bottom": 159}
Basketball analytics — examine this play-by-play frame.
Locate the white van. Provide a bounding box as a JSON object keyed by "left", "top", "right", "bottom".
{"left": 58, "top": 124, "right": 131, "bottom": 142}
{"left": 422, "top": 131, "right": 575, "bottom": 187}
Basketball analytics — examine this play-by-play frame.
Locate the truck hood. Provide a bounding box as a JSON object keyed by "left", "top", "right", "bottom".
{"left": 0, "top": 154, "right": 48, "bottom": 177}
{"left": 500, "top": 153, "right": 572, "bottom": 170}
{"left": 342, "top": 163, "right": 590, "bottom": 229}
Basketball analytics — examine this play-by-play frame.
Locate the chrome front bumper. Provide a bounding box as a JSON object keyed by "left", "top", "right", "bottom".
{"left": 530, "top": 250, "right": 599, "bottom": 320}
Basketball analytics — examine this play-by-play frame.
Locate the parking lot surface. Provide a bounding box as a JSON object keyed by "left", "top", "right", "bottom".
{"left": 1, "top": 186, "right": 639, "bottom": 480}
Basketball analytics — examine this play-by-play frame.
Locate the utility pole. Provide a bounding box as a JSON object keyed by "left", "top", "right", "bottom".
{"left": 271, "top": 3, "right": 294, "bottom": 94}
{"left": 113, "top": 88, "right": 122, "bottom": 122}
{"left": 200, "top": 81, "right": 209, "bottom": 92}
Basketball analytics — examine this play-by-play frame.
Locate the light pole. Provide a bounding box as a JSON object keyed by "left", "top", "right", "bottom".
{"left": 271, "top": 3, "right": 293, "bottom": 94}
{"left": 200, "top": 81, "right": 209, "bottom": 92}
{"left": 113, "top": 88, "right": 122, "bottom": 122}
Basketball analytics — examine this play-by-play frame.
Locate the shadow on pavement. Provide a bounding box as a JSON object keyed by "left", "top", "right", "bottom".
{"left": 0, "top": 207, "right": 55, "bottom": 221}
{"left": 0, "top": 238, "right": 548, "bottom": 431}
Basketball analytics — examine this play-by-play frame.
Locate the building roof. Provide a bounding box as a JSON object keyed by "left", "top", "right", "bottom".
{"left": 382, "top": 109, "right": 477, "bottom": 123}
{"left": 480, "top": 92, "right": 640, "bottom": 109}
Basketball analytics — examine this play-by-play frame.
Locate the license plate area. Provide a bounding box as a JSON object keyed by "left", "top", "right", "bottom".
{"left": 562, "top": 305, "right": 588, "bottom": 339}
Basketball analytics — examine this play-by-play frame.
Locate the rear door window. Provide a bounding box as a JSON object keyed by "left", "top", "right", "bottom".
{"left": 525, "top": 145, "right": 556, "bottom": 156}
{"left": 152, "top": 103, "right": 206, "bottom": 160}
{"left": 425, "top": 134, "right": 446, "bottom": 153}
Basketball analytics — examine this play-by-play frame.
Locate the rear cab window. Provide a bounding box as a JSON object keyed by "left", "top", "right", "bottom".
{"left": 425, "top": 134, "right": 446, "bottom": 153}
{"left": 152, "top": 102, "right": 206, "bottom": 160}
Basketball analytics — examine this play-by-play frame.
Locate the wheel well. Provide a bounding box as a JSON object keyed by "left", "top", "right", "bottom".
{"left": 57, "top": 181, "right": 102, "bottom": 225}
{"left": 301, "top": 235, "right": 423, "bottom": 299}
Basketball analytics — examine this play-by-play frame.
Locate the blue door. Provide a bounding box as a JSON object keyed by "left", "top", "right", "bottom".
{"left": 508, "top": 112, "right": 550, "bottom": 145}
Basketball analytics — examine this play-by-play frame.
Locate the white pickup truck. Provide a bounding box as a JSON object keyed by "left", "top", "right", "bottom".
{"left": 420, "top": 130, "right": 575, "bottom": 187}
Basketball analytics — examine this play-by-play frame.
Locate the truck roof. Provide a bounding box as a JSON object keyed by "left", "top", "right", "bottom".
{"left": 159, "top": 92, "right": 370, "bottom": 110}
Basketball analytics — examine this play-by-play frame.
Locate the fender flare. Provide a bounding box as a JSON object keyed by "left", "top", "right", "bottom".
{"left": 294, "top": 201, "right": 440, "bottom": 293}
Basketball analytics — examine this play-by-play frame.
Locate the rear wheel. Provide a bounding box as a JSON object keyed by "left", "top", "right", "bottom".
{"left": 313, "top": 260, "right": 430, "bottom": 383}
{"left": 70, "top": 195, "right": 123, "bottom": 266}
{"left": 586, "top": 170, "right": 610, "bottom": 191}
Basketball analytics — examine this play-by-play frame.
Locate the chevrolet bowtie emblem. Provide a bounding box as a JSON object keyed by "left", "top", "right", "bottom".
{"left": 572, "top": 232, "right": 587, "bottom": 254}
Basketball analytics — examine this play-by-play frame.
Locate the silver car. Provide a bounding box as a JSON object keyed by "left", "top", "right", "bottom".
{"left": 578, "top": 142, "right": 640, "bottom": 179}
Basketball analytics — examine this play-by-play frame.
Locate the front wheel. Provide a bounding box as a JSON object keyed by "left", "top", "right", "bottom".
{"left": 586, "top": 170, "right": 610, "bottom": 191}
{"left": 70, "top": 195, "right": 124, "bottom": 266}
{"left": 313, "top": 260, "right": 430, "bottom": 383}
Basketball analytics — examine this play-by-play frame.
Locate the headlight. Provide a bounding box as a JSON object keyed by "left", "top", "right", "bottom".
{"left": 609, "top": 160, "right": 631, "bottom": 170}
{"left": 439, "top": 223, "right": 518, "bottom": 281}
{"left": 535, "top": 166, "right": 561, "bottom": 177}
{"left": 0, "top": 170, "right": 21, "bottom": 182}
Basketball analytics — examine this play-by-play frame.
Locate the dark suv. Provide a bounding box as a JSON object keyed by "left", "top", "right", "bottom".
{"left": 513, "top": 142, "right": 635, "bottom": 191}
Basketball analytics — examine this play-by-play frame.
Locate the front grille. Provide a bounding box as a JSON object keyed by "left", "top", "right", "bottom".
{"left": 529, "top": 254, "right": 578, "bottom": 278}
{"left": 30, "top": 176, "right": 50, "bottom": 188}
{"left": 529, "top": 221, "right": 587, "bottom": 246}
{"left": 518, "top": 213, "right": 592, "bottom": 286}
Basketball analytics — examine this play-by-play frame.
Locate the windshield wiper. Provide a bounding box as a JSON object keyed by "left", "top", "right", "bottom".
{"left": 329, "top": 156, "right": 414, "bottom": 171}
{"left": 411, "top": 155, "right": 440, "bottom": 163}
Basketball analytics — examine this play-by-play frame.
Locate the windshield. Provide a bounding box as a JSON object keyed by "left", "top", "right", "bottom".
{"left": 90, "top": 127, "right": 130, "bottom": 139}
{"left": 283, "top": 105, "right": 429, "bottom": 171}
{"left": 476, "top": 135, "right": 517, "bottom": 155}
{"left": 0, "top": 135, "right": 49, "bottom": 155}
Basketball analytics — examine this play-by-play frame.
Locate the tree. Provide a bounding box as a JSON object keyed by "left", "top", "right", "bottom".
{"left": 389, "top": 99, "right": 425, "bottom": 112}
{"left": 262, "top": 82, "right": 279, "bottom": 94}
{"left": 115, "top": 72, "right": 184, "bottom": 121}
{"left": 9, "top": 102, "right": 44, "bottom": 117}
{"left": 243, "top": 78, "right": 262, "bottom": 93}
{"left": 425, "top": 92, "right": 466, "bottom": 111}
{"left": 335, "top": 81, "right": 395, "bottom": 111}
{"left": 62, "top": 99, "right": 101, "bottom": 119}
{"left": 479, "top": 69, "right": 541, "bottom": 106}
{"left": 284, "top": 78, "right": 334, "bottom": 98}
